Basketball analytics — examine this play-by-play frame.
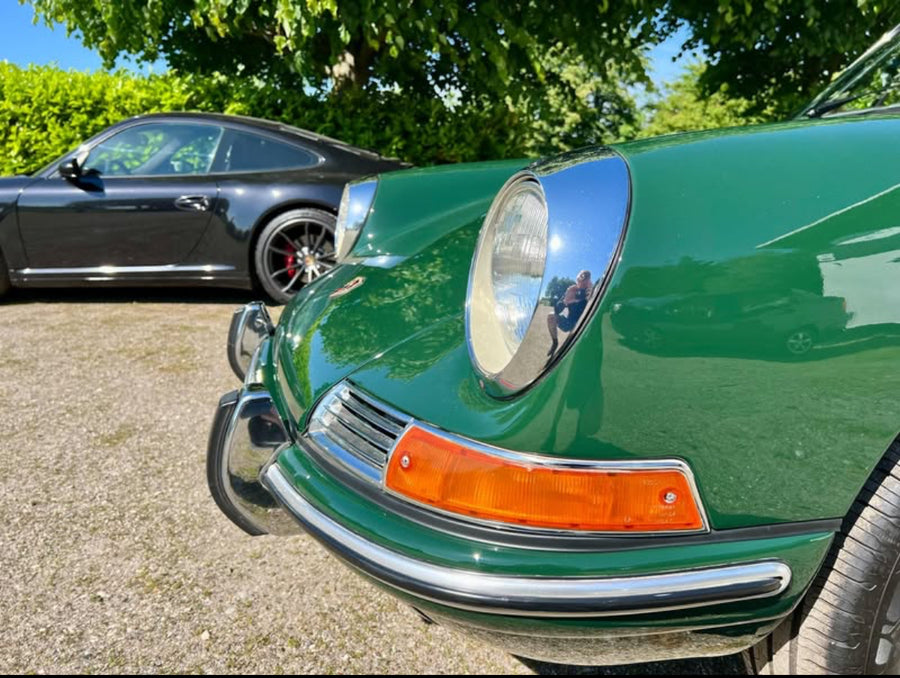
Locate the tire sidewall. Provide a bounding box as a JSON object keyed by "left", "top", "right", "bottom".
{"left": 747, "top": 444, "right": 900, "bottom": 675}
{"left": 866, "top": 544, "right": 900, "bottom": 673}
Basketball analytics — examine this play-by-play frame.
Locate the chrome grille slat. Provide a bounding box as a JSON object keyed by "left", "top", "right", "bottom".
{"left": 306, "top": 429, "right": 383, "bottom": 484}
{"left": 322, "top": 417, "right": 387, "bottom": 467}
{"left": 339, "top": 390, "right": 407, "bottom": 436}
{"left": 325, "top": 400, "right": 394, "bottom": 452}
{"left": 305, "top": 382, "right": 410, "bottom": 484}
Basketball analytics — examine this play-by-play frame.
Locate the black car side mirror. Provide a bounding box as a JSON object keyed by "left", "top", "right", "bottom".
{"left": 59, "top": 158, "right": 82, "bottom": 180}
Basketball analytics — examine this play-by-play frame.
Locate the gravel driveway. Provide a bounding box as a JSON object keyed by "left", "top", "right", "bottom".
{"left": 0, "top": 289, "right": 746, "bottom": 675}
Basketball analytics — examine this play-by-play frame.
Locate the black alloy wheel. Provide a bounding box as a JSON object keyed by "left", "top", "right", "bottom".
{"left": 254, "top": 207, "right": 337, "bottom": 304}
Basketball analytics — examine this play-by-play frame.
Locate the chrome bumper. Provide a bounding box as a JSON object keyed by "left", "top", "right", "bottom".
{"left": 262, "top": 463, "right": 792, "bottom": 618}
{"left": 206, "top": 388, "right": 301, "bottom": 536}
{"left": 209, "top": 300, "right": 301, "bottom": 536}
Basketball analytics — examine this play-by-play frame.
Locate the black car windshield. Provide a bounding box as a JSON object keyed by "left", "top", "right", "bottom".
{"left": 802, "top": 24, "right": 900, "bottom": 118}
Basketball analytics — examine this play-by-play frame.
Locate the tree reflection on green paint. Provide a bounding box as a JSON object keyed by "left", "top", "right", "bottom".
{"left": 317, "top": 224, "right": 477, "bottom": 380}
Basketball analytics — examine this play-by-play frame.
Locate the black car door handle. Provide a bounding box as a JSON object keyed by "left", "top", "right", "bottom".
{"left": 175, "top": 195, "right": 211, "bottom": 212}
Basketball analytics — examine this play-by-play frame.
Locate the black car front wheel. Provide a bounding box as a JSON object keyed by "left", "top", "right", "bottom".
{"left": 746, "top": 440, "right": 900, "bottom": 674}
{"left": 254, "top": 207, "right": 337, "bottom": 305}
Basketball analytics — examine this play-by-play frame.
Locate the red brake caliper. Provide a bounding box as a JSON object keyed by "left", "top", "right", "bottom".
{"left": 284, "top": 242, "right": 298, "bottom": 277}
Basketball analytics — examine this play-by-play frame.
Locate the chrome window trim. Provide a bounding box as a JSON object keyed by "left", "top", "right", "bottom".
{"left": 800, "top": 22, "right": 900, "bottom": 118}
{"left": 263, "top": 463, "right": 790, "bottom": 618}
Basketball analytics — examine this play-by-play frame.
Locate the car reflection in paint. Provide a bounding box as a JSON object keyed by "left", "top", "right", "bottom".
{"left": 611, "top": 286, "right": 850, "bottom": 360}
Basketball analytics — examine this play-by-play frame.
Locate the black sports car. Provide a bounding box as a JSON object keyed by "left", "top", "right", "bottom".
{"left": 0, "top": 112, "right": 406, "bottom": 303}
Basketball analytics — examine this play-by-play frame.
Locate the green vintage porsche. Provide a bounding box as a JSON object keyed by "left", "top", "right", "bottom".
{"left": 208, "top": 26, "right": 900, "bottom": 674}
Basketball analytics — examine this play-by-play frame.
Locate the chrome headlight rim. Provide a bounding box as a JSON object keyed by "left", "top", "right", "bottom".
{"left": 335, "top": 177, "right": 378, "bottom": 262}
{"left": 466, "top": 149, "right": 632, "bottom": 398}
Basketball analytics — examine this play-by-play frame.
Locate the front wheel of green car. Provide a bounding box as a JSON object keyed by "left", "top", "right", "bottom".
{"left": 745, "top": 441, "right": 900, "bottom": 674}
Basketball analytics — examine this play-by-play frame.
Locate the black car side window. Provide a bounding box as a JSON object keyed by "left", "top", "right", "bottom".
{"left": 217, "top": 130, "right": 319, "bottom": 173}
{"left": 82, "top": 122, "right": 224, "bottom": 177}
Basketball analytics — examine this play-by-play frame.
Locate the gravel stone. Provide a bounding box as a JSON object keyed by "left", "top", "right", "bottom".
{"left": 0, "top": 288, "right": 746, "bottom": 675}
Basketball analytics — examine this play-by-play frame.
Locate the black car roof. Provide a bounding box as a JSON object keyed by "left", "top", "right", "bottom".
{"left": 126, "top": 111, "right": 394, "bottom": 163}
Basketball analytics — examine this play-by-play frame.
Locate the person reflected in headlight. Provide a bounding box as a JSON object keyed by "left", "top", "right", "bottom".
{"left": 546, "top": 269, "right": 592, "bottom": 357}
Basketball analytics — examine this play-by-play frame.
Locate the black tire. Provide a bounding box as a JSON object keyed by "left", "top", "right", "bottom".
{"left": 0, "top": 249, "right": 10, "bottom": 297}
{"left": 745, "top": 441, "right": 900, "bottom": 674}
{"left": 253, "top": 207, "right": 337, "bottom": 305}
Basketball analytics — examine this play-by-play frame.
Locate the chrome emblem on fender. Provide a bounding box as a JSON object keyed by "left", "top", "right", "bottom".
{"left": 329, "top": 276, "right": 366, "bottom": 298}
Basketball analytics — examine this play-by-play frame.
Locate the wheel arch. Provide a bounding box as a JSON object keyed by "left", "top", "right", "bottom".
{"left": 745, "top": 434, "right": 900, "bottom": 674}
{"left": 835, "top": 427, "right": 900, "bottom": 524}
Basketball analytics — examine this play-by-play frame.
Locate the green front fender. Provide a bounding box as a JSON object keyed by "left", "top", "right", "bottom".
{"left": 271, "top": 115, "right": 900, "bottom": 531}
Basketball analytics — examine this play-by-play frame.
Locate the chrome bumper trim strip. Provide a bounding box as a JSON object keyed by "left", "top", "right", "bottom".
{"left": 262, "top": 463, "right": 792, "bottom": 618}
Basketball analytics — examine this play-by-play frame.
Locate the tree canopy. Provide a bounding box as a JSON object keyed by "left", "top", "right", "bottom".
{"left": 661, "top": 1, "right": 900, "bottom": 116}
{"left": 21, "top": 1, "right": 900, "bottom": 153}
{"left": 27, "top": 1, "right": 659, "bottom": 99}
{"left": 640, "top": 63, "right": 767, "bottom": 138}
{"left": 27, "top": 1, "right": 659, "bottom": 156}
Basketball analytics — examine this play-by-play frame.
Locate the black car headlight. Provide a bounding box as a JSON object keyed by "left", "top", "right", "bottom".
{"left": 465, "top": 150, "right": 631, "bottom": 397}
{"left": 334, "top": 178, "right": 378, "bottom": 262}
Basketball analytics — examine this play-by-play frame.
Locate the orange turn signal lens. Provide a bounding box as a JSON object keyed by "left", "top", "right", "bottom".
{"left": 385, "top": 426, "right": 704, "bottom": 533}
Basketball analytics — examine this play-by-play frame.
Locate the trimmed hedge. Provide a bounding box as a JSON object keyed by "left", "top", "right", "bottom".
{"left": 0, "top": 64, "right": 535, "bottom": 175}
{"left": 0, "top": 64, "right": 195, "bottom": 175}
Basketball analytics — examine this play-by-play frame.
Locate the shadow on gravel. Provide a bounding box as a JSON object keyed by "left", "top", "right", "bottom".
{"left": 2, "top": 287, "right": 267, "bottom": 306}
{"left": 519, "top": 653, "right": 747, "bottom": 675}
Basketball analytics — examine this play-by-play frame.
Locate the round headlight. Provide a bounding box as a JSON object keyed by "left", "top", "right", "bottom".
{"left": 335, "top": 178, "right": 378, "bottom": 261}
{"left": 467, "top": 172, "right": 549, "bottom": 379}
{"left": 466, "top": 150, "right": 631, "bottom": 397}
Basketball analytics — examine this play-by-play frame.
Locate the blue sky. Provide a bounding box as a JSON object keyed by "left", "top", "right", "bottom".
{"left": 0, "top": 1, "right": 163, "bottom": 72}
{"left": 0, "top": 1, "right": 690, "bottom": 85}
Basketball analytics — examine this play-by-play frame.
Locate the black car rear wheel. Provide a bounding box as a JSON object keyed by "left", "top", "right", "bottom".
{"left": 254, "top": 207, "right": 337, "bottom": 305}
{"left": 745, "top": 440, "right": 900, "bottom": 674}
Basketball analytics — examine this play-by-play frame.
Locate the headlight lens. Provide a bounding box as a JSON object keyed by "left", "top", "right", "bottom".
{"left": 467, "top": 172, "right": 549, "bottom": 377}
{"left": 334, "top": 178, "right": 378, "bottom": 261}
